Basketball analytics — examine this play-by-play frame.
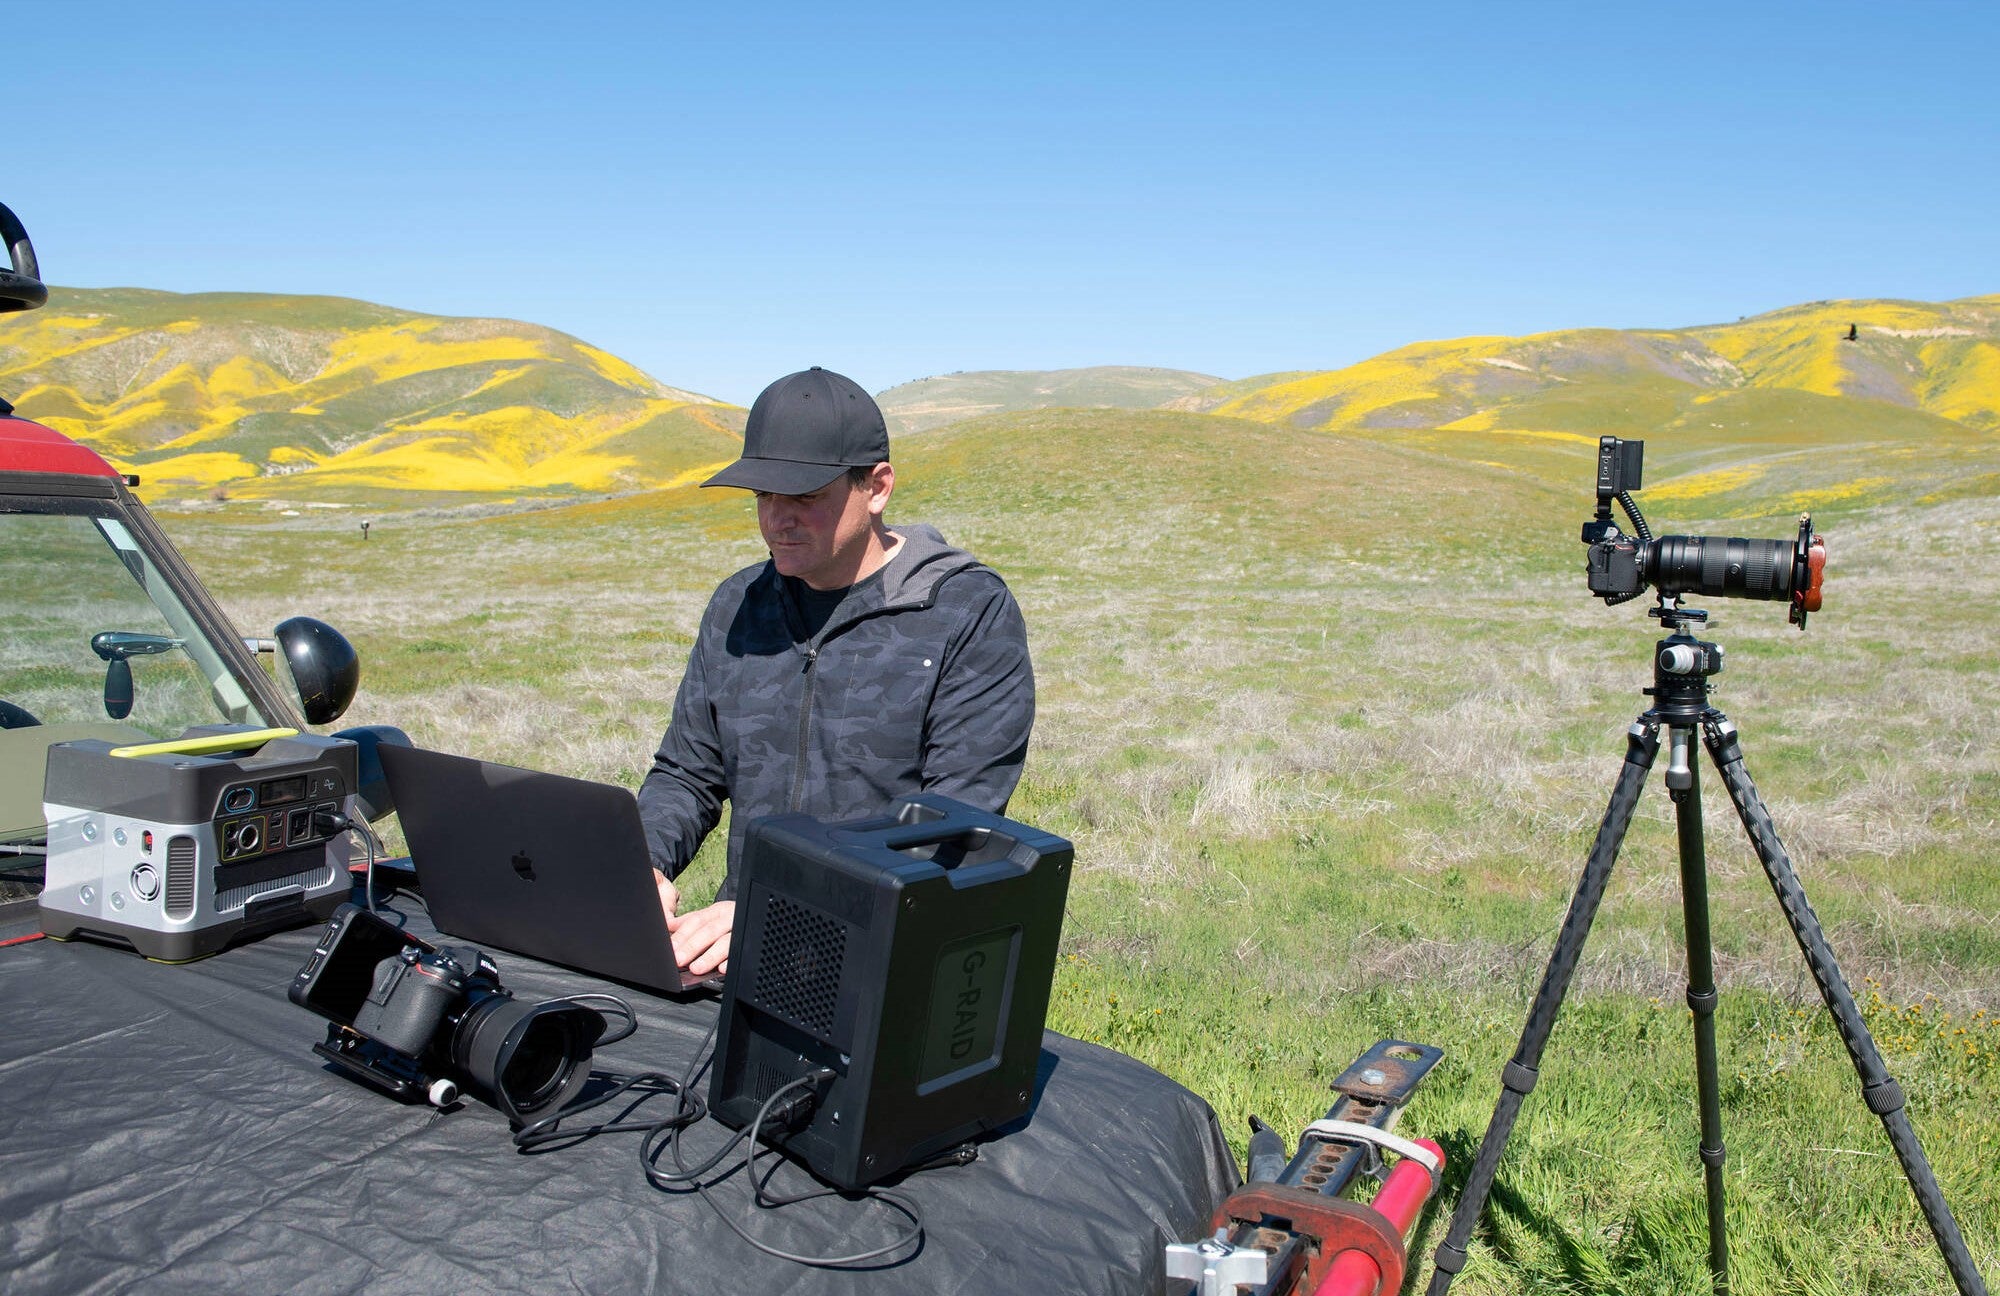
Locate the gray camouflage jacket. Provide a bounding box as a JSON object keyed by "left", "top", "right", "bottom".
{"left": 637, "top": 523, "right": 1034, "bottom": 901}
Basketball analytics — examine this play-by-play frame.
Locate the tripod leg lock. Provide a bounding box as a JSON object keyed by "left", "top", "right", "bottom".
{"left": 1502, "top": 1061, "right": 1538, "bottom": 1095}
{"left": 1432, "top": 1241, "right": 1468, "bottom": 1275}
{"left": 1703, "top": 715, "right": 1742, "bottom": 763}
{"left": 1685, "top": 987, "right": 1718, "bottom": 1014}
{"left": 1699, "top": 1142, "right": 1727, "bottom": 1169}
{"left": 1863, "top": 1078, "right": 1906, "bottom": 1117}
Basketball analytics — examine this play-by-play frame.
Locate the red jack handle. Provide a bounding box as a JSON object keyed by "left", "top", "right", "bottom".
{"left": 1314, "top": 1138, "right": 1446, "bottom": 1296}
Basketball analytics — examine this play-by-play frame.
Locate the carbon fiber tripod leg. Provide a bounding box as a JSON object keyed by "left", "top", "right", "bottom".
{"left": 1704, "top": 715, "right": 1989, "bottom": 1296}
{"left": 1667, "top": 731, "right": 1730, "bottom": 1293}
{"left": 1426, "top": 720, "right": 1660, "bottom": 1295}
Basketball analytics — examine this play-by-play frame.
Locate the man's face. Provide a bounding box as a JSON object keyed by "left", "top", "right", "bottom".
{"left": 756, "top": 468, "right": 887, "bottom": 589}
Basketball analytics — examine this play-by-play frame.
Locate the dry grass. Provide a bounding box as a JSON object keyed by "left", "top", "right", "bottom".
{"left": 140, "top": 414, "right": 2000, "bottom": 1294}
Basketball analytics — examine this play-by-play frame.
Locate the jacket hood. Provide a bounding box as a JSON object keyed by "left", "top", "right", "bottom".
{"left": 878, "top": 522, "right": 983, "bottom": 608}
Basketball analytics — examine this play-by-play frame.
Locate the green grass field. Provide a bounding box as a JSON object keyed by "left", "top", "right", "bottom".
{"left": 147, "top": 405, "right": 1999, "bottom": 1294}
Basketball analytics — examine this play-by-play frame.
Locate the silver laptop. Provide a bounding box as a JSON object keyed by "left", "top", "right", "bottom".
{"left": 377, "top": 745, "right": 722, "bottom": 995}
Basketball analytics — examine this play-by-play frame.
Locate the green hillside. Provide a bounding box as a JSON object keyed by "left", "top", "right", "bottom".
{"left": 0, "top": 287, "right": 744, "bottom": 502}
{"left": 875, "top": 365, "right": 1223, "bottom": 435}
{"left": 1146, "top": 295, "right": 1999, "bottom": 527}
{"left": 9, "top": 288, "right": 1993, "bottom": 521}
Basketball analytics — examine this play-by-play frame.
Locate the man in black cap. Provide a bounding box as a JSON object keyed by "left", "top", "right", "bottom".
{"left": 637, "top": 367, "right": 1035, "bottom": 976}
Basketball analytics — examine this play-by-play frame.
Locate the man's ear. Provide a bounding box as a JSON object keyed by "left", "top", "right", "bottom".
{"left": 868, "top": 462, "right": 895, "bottom": 518}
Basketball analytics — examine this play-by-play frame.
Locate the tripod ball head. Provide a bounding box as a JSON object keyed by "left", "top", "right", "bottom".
{"left": 1659, "top": 641, "right": 1722, "bottom": 676}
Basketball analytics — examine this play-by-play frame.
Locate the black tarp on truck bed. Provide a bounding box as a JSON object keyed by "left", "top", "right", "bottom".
{"left": 0, "top": 898, "right": 1236, "bottom": 1295}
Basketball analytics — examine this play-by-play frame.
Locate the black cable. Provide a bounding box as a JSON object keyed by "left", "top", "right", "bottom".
{"left": 678, "top": 1072, "right": 925, "bottom": 1268}
{"left": 312, "top": 808, "right": 384, "bottom": 912}
{"left": 386, "top": 885, "right": 428, "bottom": 911}
{"left": 558, "top": 993, "right": 638, "bottom": 1046}
{"left": 514, "top": 1016, "right": 718, "bottom": 1154}
{"left": 1616, "top": 488, "right": 1653, "bottom": 543}
{"left": 514, "top": 1070, "right": 701, "bottom": 1152}
{"left": 358, "top": 825, "right": 378, "bottom": 911}
{"left": 513, "top": 1010, "right": 928, "bottom": 1268}
{"left": 644, "top": 1058, "right": 825, "bottom": 1189}
{"left": 1601, "top": 491, "right": 1655, "bottom": 606}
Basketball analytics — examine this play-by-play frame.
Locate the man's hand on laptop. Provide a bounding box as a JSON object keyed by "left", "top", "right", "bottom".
{"left": 655, "top": 871, "right": 680, "bottom": 924}
{"left": 668, "top": 901, "right": 735, "bottom": 977}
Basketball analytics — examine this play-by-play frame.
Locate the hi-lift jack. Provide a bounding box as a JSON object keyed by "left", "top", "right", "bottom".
{"left": 1167, "top": 1039, "right": 1446, "bottom": 1296}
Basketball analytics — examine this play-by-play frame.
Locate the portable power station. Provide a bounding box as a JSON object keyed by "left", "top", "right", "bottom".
{"left": 39, "top": 725, "right": 358, "bottom": 961}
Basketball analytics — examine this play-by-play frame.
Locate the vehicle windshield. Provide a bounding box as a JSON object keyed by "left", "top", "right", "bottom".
{"left": 0, "top": 501, "right": 282, "bottom": 847}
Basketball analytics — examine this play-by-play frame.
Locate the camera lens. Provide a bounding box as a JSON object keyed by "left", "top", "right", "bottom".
{"left": 453, "top": 994, "right": 607, "bottom": 1124}
{"left": 501, "top": 1014, "right": 584, "bottom": 1108}
{"left": 1644, "top": 535, "right": 1796, "bottom": 602}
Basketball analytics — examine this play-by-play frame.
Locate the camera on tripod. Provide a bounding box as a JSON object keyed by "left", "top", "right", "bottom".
{"left": 1580, "top": 436, "right": 1825, "bottom": 627}
{"left": 1429, "top": 437, "right": 1991, "bottom": 1296}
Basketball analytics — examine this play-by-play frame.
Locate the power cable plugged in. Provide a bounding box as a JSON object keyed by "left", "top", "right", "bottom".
{"left": 312, "top": 807, "right": 384, "bottom": 911}
{"left": 516, "top": 1025, "right": 924, "bottom": 1268}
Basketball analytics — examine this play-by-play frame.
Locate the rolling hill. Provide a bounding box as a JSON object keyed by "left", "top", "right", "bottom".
{"left": 875, "top": 365, "right": 1222, "bottom": 435}
{"left": 0, "top": 288, "right": 744, "bottom": 501}
{"left": 4, "top": 287, "right": 1994, "bottom": 519}
{"left": 1179, "top": 297, "right": 2000, "bottom": 434}
{"left": 1174, "top": 295, "right": 2000, "bottom": 519}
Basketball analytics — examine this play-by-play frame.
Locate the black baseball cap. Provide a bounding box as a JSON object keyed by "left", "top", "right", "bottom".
{"left": 704, "top": 367, "right": 890, "bottom": 494}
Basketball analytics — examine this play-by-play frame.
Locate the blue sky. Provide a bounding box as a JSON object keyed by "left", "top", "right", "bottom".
{"left": 10, "top": 3, "right": 1997, "bottom": 404}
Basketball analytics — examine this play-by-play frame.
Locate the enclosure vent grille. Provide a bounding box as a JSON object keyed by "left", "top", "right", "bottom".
{"left": 751, "top": 894, "right": 846, "bottom": 1040}
{"left": 751, "top": 1060, "right": 798, "bottom": 1103}
{"left": 164, "top": 836, "right": 196, "bottom": 918}
{"left": 216, "top": 864, "right": 334, "bottom": 913}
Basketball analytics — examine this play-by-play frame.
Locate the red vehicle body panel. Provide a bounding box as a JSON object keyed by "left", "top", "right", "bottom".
{"left": 0, "top": 416, "right": 119, "bottom": 478}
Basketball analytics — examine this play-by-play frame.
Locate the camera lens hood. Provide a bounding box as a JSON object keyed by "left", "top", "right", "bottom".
{"left": 454, "top": 996, "right": 607, "bottom": 1125}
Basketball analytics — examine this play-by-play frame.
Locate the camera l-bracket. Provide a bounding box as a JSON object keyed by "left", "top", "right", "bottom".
{"left": 313, "top": 1024, "right": 461, "bottom": 1109}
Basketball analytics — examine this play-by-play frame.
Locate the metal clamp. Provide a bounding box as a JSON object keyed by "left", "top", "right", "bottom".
{"left": 1165, "top": 1230, "right": 1270, "bottom": 1296}
{"left": 1299, "top": 1118, "right": 1443, "bottom": 1178}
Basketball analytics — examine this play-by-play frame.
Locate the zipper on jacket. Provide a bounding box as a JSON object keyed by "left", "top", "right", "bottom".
{"left": 789, "top": 644, "right": 818, "bottom": 811}
{"left": 775, "top": 550, "right": 958, "bottom": 814}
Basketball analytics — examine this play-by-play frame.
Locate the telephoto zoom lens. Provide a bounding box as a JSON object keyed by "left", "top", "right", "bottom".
{"left": 1643, "top": 535, "right": 1796, "bottom": 601}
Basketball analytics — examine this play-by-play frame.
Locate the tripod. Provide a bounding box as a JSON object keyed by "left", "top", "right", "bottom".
{"left": 1425, "top": 605, "right": 1988, "bottom": 1296}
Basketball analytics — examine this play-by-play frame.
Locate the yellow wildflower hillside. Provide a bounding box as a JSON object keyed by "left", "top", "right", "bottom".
{"left": 1181, "top": 295, "right": 2000, "bottom": 516}
{"left": 0, "top": 289, "right": 742, "bottom": 500}
{"left": 1198, "top": 297, "right": 2000, "bottom": 438}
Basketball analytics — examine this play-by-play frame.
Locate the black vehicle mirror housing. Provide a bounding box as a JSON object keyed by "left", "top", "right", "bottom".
{"left": 90, "top": 631, "right": 181, "bottom": 720}
{"left": 276, "top": 617, "right": 360, "bottom": 725}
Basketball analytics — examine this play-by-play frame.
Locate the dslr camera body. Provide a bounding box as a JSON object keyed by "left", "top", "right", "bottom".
{"left": 350, "top": 941, "right": 502, "bottom": 1066}
{"left": 290, "top": 903, "right": 605, "bottom": 1123}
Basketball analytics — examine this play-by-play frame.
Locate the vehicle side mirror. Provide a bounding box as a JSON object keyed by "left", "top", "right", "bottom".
{"left": 275, "top": 617, "right": 359, "bottom": 725}
{"left": 90, "top": 631, "right": 181, "bottom": 720}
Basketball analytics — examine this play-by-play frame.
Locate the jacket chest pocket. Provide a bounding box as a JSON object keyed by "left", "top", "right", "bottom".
{"left": 823, "top": 645, "right": 938, "bottom": 766}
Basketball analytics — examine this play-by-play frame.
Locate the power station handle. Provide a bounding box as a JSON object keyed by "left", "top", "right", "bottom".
{"left": 110, "top": 727, "right": 300, "bottom": 759}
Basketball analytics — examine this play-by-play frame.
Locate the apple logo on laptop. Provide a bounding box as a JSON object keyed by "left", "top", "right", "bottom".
{"left": 512, "top": 849, "right": 536, "bottom": 881}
